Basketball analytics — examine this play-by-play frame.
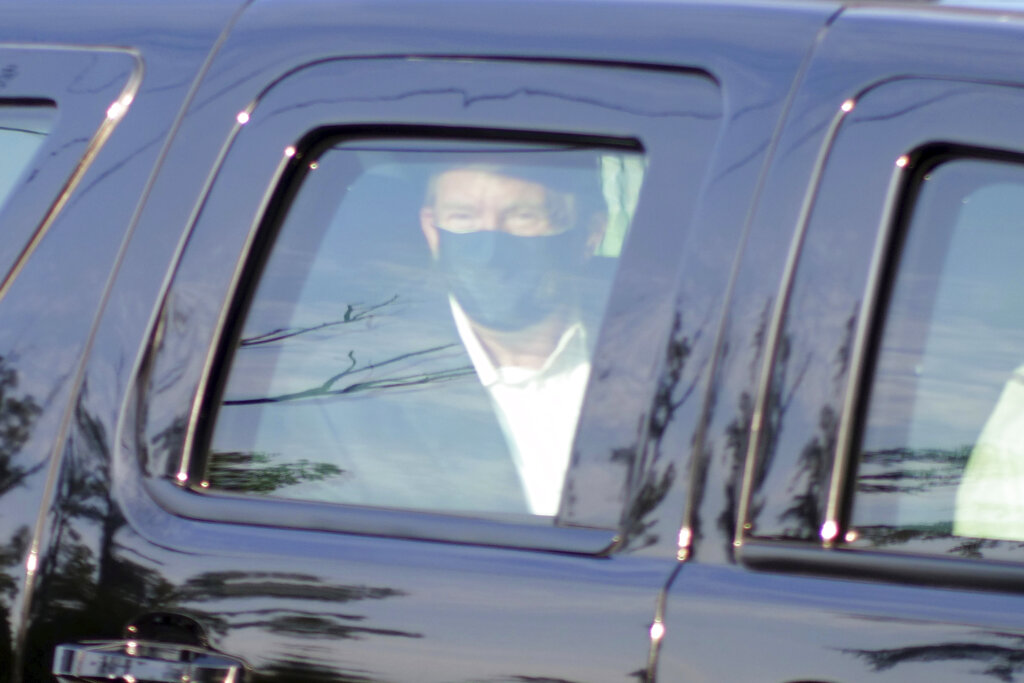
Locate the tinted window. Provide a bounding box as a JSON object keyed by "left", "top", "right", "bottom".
{"left": 851, "top": 158, "right": 1024, "bottom": 557}
{"left": 204, "top": 138, "right": 644, "bottom": 520}
{"left": 0, "top": 104, "right": 53, "bottom": 208}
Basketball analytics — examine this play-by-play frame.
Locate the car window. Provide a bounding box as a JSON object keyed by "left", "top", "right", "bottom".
{"left": 851, "top": 157, "right": 1024, "bottom": 557}
{"left": 0, "top": 104, "right": 53, "bottom": 209}
{"left": 203, "top": 138, "right": 644, "bottom": 520}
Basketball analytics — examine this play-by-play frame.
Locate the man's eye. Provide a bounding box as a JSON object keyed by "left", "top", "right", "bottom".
{"left": 508, "top": 210, "right": 545, "bottom": 224}
{"left": 443, "top": 211, "right": 477, "bottom": 228}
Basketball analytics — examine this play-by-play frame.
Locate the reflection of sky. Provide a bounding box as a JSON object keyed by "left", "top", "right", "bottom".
{"left": 210, "top": 144, "right": 643, "bottom": 512}
{"left": 0, "top": 107, "right": 52, "bottom": 208}
{"left": 857, "top": 166, "right": 1024, "bottom": 528}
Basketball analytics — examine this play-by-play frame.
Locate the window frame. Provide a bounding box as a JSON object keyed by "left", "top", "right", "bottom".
{"left": 737, "top": 76, "right": 1024, "bottom": 589}
{"left": 847, "top": 149, "right": 1024, "bottom": 552}
{"left": 198, "top": 130, "right": 646, "bottom": 529}
{"left": 136, "top": 57, "right": 723, "bottom": 554}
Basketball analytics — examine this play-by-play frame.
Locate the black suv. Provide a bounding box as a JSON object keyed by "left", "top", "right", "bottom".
{"left": 6, "top": 1, "right": 1024, "bottom": 681}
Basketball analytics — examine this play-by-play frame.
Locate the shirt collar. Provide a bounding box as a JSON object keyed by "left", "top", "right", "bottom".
{"left": 449, "top": 297, "right": 587, "bottom": 388}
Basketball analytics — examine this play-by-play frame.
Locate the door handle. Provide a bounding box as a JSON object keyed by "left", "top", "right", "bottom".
{"left": 53, "top": 639, "right": 243, "bottom": 682}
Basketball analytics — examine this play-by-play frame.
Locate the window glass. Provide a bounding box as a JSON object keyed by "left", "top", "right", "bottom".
{"left": 204, "top": 138, "right": 645, "bottom": 520}
{"left": 852, "top": 158, "right": 1024, "bottom": 557}
{"left": 0, "top": 104, "right": 53, "bottom": 209}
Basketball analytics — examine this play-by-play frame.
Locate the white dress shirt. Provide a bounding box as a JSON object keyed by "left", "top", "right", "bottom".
{"left": 451, "top": 301, "right": 590, "bottom": 516}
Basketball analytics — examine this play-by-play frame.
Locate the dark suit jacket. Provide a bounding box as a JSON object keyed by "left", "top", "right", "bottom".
{"left": 211, "top": 271, "right": 532, "bottom": 517}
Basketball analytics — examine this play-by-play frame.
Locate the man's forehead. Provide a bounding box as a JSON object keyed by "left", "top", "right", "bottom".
{"left": 435, "top": 168, "right": 548, "bottom": 198}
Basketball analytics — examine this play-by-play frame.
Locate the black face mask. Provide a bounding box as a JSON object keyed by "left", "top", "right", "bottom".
{"left": 436, "top": 229, "right": 587, "bottom": 331}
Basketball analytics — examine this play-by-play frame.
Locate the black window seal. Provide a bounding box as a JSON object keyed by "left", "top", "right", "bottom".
{"left": 739, "top": 539, "right": 1024, "bottom": 594}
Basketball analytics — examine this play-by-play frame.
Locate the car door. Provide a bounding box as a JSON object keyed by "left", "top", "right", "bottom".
{"left": 659, "top": 6, "right": 1024, "bottom": 683}
{"left": 0, "top": 46, "right": 141, "bottom": 683}
{"left": 0, "top": 14, "right": 249, "bottom": 675}
{"left": 84, "top": 61, "right": 707, "bottom": 683}
{"left": 19, "top": 1, "right": 837, "bottom": 681}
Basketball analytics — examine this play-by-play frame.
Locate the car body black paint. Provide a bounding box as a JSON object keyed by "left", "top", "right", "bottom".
{"left": 1, "top": 1, "right": 1023, "bottom": 682}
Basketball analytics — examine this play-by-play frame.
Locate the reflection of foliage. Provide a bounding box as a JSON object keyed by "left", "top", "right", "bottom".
{"left": 618, "top": 462, "right": 676, "bottom": 550}
{"left": 177, "top": 571, "right": 421, "bottom": 645}
{"left": 207, "top": 451, "right": 344, "bottom": 494}
{"left": 844, "top": 636, "right": 1024, "bottom": 682}
{"left": 150, "top": 414, "right": 189, "bottom": 477}
{"left": 0, "top": 356, "right": 40, "bottom": 628}
{"left": 23, "top": 391, "right": 416, "bottom": 682}
{"left": 0, "top": 356, "right": 44, "bottom": 683}
{"left": 778, "top": 405, "right": 836, "bottom": 537}
{"left": 851, "top": 444, "right": 976, "bottom": 555}
{"left": 719, "top": 301, "right": 771, "bottom": 553}
{"left": 853, "top": 523, "right": 953, "bottom": 548}
{"left": 0, "top": 526, "right": 29, "bottom": 682}
{"left": 753, "top": 305, "right": 857, "bottom": 540}
{"left": 719, "top": 389, "right": 754, "bottom": 549}
{"left": 618, "top": 310, "right": 697, "bottom": 550}
{"left": 858, "top": 445, "right": 970, "bottom": 495}
{"left": 0, "top": 357, "right": 42, "bottom": 494}
{"left": 0, "top": 527, "right": 29, "bottom": 602}
{"left": 646, "top": 312, "right": 697, "bottom": 448}
{"left": 746, "top": 327, "right": 810, "bottom": 537}
{"left": 24, "top": 391, "right": 177, "bottom": 682}
{"left": 852, "top": 523, "right": 1024, "bottom": 560}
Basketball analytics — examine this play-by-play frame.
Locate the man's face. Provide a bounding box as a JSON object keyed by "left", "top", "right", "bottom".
{"left": 419, "top": 166, "right": 598, "bottom": 333}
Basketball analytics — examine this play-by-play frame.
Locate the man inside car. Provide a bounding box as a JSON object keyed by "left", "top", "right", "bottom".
{"left": 418, "top": 161, "right": 607, "bottom": 515}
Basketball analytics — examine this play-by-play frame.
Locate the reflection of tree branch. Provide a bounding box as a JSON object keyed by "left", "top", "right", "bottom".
{"left": 229, "top": 613, "right": 422, "bottom": 640}
{"left": 241, "top": 296, "right": 399, "bottom": 347}
{"left": 669, "top": 368, "right": 702, "bottom": 415}
{"left": 204, "top": 606, "right": 368, "bottom": 621}
{"left": 224, "top": 343, "right": 472, "bottom": 406}
{"left": 844, "top": 639, "right": 1024, "bottom": 682}
{"left": 780, "top": 351, "right": 811, "bottom": 418}
{"left": 179, "top": 571, "right": 406, "bottom": 604}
